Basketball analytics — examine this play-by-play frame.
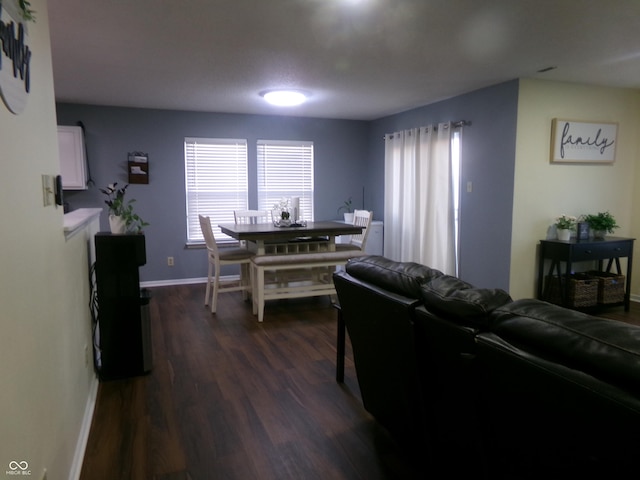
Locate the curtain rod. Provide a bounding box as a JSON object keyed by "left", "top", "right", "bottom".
{"left": 384, "top": 120, "right": 471, "bottom": 139}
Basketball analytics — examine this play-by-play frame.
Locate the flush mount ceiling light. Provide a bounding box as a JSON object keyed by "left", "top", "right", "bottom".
{"left": 261, "top": 90, "right": 308, "bottom": 107}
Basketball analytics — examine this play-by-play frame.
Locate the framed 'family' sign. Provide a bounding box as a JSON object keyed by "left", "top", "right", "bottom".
{"left": 550, "top": 119, "right": 618, "bottom": 163}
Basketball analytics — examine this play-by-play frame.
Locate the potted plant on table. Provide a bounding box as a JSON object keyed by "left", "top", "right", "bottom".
{"left": 100, "top": 182, "right": 149, "bottom": 233}
{"left": 338, "top": 197, "right": 354, "bottom": 223}
{"left": 583, "top": 211, "right": 619, "bottom": 239}
{"left": 554, "top": 214, "right": 576, "bottom": 241}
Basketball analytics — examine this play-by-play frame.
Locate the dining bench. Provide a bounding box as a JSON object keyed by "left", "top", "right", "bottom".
{"left": 251, "top": 249, "right": 367, "bottom": 322}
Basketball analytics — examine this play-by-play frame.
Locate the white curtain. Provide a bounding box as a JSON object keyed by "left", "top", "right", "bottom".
{"left": 384, "top": 122, "right": 456, "bottom": 274}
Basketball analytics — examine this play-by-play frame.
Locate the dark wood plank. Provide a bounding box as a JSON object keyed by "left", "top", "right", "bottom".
{"left": 598, "top": 300, "right": 640, "bottom": 326}
{"left": 80, "top": 284, "right": 420, "bottom": 480}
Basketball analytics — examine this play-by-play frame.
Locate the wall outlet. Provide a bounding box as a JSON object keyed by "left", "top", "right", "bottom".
{"left": 167, "top": 256, "right": 174, "bottom": 266}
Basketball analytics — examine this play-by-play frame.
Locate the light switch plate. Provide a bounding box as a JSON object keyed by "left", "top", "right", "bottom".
{"left": 42, "top": 174, "right": 55, "bottom": 206}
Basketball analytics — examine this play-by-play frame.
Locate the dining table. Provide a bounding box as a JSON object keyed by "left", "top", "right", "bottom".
{"left": 218, "top": 220, "right": 364, "bottom": 255}
{"left": 218, "top": 220, "right": 365, "bottom": 322}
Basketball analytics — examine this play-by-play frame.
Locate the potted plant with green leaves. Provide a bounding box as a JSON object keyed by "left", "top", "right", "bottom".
{"left": 100, "top": 182, "right": 149, "bottom": 233}
{"left": 583, "top": 211, "right": 619, "bottom": 239}
{"left": 338, "top": 197, "right": 354, "bottom": 223}
{"left": 554, "top": 214, "right": 576, "bottom": 241}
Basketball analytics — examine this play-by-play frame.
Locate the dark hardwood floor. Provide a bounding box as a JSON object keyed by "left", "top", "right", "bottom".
{"left": 79, "top": 284, "right": 640, "bottom": 480}
{"left": 80, "top": 284, "right": 421, "bottom": 480}
{"left": 595, "top": 300, "right": 640, "bottom": 327}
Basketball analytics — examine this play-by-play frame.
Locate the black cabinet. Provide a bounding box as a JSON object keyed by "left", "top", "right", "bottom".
{"left": 537, "top": 236, "right": 635, "bottom": 311}
{"left": 94, "top": 233, "right": 152, "bottom": 380}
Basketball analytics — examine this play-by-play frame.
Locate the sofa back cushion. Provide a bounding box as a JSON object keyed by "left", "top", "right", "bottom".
{"left": 419, "top": 275, "right": 512, "bottom": 328}
{"left": 345, "top": 255, "right": 443, "bottom": 300}
{"left": 490, "top": 299, "right": 640, "bottom": 391}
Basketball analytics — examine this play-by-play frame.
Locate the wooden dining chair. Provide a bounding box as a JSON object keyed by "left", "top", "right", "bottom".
{"left": 234, "top": 210, "right": 271, "bottom": 251}
{"left": 336, "top": 209, "right": 373, "bottom": 252}
{"left": 198, "top": 215, "right": 254, "bottom": 313}
{"left": 234, "top": 210, "right": 270, "bottom": 224}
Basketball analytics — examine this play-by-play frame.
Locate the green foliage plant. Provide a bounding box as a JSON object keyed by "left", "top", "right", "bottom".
{"left": 100, "top": 182, "right": 149, "bottom": 233}
{"left": 583, "top": 211, "right": 619, "bottom": 234}
{"left": 337, "top": 197, "right": 353, "bottom": 215}
{"left": 555, "top": 214, "right": 576, "bottom": 230}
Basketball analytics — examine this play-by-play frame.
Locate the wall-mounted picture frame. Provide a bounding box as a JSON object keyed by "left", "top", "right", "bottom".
{"left": 550, "top": 119, "right": 617, "bottom": 164}
{"left": 128, "top": 152, "right": 149, "bottom": 184}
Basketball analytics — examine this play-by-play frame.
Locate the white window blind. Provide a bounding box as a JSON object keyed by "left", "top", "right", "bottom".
{"left": 185, "top": 137, "right": 248, "bottom": 242}
{"left": 257, "top": 140, "right": 314, "bottom": 221}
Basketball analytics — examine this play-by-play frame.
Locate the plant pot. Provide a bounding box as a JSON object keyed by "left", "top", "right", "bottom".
{"left": 344, "top": 212, "right": 355, "bottom": 224}
{"left": 557, "top": 228, "right": 571, "bottom": 241}
{"left": 109, "top": 215, "right": 127, "bottom": 234}
{"left": 593, "top": 229, "right": 607, "bottom": 239}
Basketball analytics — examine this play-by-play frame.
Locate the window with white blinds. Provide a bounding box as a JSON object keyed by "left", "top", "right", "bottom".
{"left": 184, "top": 138, "right": 248, "bottom": 243}
{"left": 257, "top": 140, "right": 314, "bottom": 221}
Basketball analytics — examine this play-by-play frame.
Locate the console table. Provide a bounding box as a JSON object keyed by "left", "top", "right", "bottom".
{"left": 537, "top": 237, "right": 635, "bottom": 311}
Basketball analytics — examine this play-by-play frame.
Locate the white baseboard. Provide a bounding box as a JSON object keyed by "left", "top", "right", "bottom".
{"left": 141, "top": 277, "right": 207, "bottom": 288}
{"left": 141, "top": 275, "right": 240, "bottom": 288}
{"left": 68, "top": 375, "right": 99, "bottom": 480}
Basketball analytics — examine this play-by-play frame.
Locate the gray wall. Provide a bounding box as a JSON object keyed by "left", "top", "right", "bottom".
{"left": 56, "top": 105, "right": 369, "bottom": 282}
{"left": 367, "top": 80, "right": 520, "bottom": 290}
{"left": 57, "top": 79, "right": 519, "bottom": 289}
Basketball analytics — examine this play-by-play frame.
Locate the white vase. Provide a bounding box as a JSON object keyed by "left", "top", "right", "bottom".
{"left": 344, "top": 212, "right": 355, "bottom": 224}
{"left": 557, "top": 228, "right": 571, "bottom": 241}
{"left": 109, "top": 214, "right": 127, "bottom": 234}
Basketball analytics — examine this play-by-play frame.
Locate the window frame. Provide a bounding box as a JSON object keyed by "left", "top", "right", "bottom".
{"left": 256, "top": 139, "right": 314, "bottom": 222}
{"left": 184, "top": 137, "right": 248, "bottom": 243}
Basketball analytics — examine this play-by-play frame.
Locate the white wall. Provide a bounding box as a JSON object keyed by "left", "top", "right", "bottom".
{"left": 510, "top": 79, "right": 640, "bottom": 300}
{"left": 0, "top": 1, "right": 96, "bottom": 478}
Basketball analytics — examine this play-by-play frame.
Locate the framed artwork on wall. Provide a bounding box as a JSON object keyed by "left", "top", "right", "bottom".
{"left": 550, "top": 119, "right": 617, "bottom": 164}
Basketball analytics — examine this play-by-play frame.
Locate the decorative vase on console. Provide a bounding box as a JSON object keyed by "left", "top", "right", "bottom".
{"left": 557, "top": 228, "right": 571, "bottom": 241}
{"left": 108, "top": 215, "right": 126, "bottom": 234}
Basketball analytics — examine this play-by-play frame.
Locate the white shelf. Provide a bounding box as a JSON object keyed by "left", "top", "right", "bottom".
{"left": 64, "top": 208, "right": 102, "bottom": 239}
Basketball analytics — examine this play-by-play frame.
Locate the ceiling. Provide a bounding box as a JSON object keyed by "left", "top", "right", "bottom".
{"left": 47, "top": 0, "right": 640, "bottom": 121}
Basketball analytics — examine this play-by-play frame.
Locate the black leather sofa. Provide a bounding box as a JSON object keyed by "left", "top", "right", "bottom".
{"left": 333, "top": 255, "right": 640, "bottom": 479}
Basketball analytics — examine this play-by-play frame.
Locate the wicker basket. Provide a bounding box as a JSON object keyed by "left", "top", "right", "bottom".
{"left": 587, "top": 271, "right": 625, "bottom": 304}
{"left": 546, "top": 273, "right": 598, "bottom": 308}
